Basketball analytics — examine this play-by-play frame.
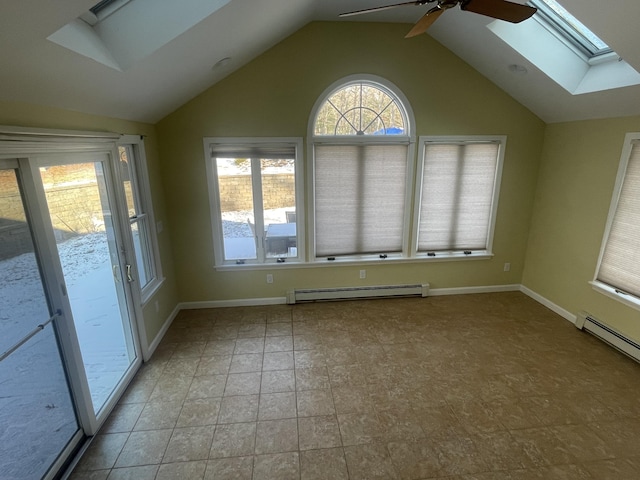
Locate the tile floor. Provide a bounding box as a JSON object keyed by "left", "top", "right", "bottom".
{"left": 68, "top": 292, "right": 640, "bottom": 479}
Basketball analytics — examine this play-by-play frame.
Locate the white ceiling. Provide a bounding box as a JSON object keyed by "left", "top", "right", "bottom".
{"left": 2, "top": 0, "right": 640, "bottom": 124}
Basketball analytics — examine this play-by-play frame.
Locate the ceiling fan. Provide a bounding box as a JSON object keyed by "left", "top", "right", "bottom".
{"left": 340, "top": 0, "right": 537, "bottom": 38}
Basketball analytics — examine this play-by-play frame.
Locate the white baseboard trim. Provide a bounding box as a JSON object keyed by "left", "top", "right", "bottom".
{"left": 179, "top": 297, "right": 288, "bottom": 310}
{"left": 429, "top": 284, "right": 521, "bottom": 296}
{"left": 144, "top": 304, "right": 181, "bottom": 361}
{"left": 519, "top": 285, "right": 577, "bottom": 324}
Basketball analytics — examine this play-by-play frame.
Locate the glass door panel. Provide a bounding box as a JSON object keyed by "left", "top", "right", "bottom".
{"left": 0, "top": 168, "right": 80, "bottom": 480}
{"left": 39, "top": 160, "right": 137, "bottom": 414}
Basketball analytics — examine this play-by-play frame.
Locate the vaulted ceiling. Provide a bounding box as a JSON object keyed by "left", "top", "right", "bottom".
{"left": 2, "top": 0, "right": 639, "bottom": 124}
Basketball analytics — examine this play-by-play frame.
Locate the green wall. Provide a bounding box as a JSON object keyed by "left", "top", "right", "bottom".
{"left": 523, "top": 116, "right": 640, "bottom": 341}
{"left": 156, "top": 21, "right": 545, "bottom": 302}
{"left": 0, "top": 99, "right": 178, "bottom": 344}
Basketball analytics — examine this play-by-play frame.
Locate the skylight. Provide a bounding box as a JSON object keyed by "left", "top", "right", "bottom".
{"left": 530, "top": 0, "right": 611, "bottom": 57}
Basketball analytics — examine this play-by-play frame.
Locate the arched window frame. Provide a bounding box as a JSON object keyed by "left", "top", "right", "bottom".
{"left": 308, "top": 75, "right": 416, "bottom": 262}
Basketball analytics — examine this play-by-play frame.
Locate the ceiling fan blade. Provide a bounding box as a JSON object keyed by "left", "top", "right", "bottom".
{"left": 460, "top": 0, "right": 536, "bottom": 23}
{"left": 405, "top": 6, "right": 444, "bottom": 37}
{"left": 340, "top": 1, "right": 425, "bottom": 17}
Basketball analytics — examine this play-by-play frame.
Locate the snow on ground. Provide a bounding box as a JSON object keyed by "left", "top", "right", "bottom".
{"left": 0, "top": 233, "right": 130, "bottom": 480}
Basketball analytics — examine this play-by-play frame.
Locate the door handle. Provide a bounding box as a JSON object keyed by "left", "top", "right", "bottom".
{"left": 126, "top": 264, "right": 134, "bottom": 283}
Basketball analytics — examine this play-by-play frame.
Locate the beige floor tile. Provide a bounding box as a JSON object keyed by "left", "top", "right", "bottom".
{"left": 100, "top": 403, "right": 144, "bottom": 434}
{"left": 582, "top": 457, "right": 640, "bottom": 479}
{"left": 224, "top": 372, "right": 262, "bottom": 396}
{"left": 114, "top": 429, "right": 173, "bottom": 468}
{"left": 149, "top": 376, "right": 192, "bottom": 404}
{"left": 263, "top": 351, "right": 294, "bottom": 371}
{"left": 297, "top": 389, "right": 335, "bottom": 417}
{"left": 344, "top": 443, "right": 399, "bottom": 480}
{"left": 209, "top": 423, "right": 256, "bottom": 458}
{"left": 105, "top": 465, "right": 158, "bottom": 480}
{"left": 549, "top": 424, "right": 616, "bottom": 462}
{"left": 74, "top": 433, "right": 129, "bottom": 471}
{"left": 261, "top": 369, "right": 296, "bottom": 393}
{"left": 387, "top": 440, "right": 442, "bottom": 479}
{"left": 300, "top": 447, "right": 348, "bottom": 480}
{"left": 69, "top": 294, "right": 640, "bottom": 480}
{"left": 218, "top": 395, "right": 259, "bottom": 423}
{"left": 188, "top": 375, "right": 227, "bottom": 400}
{"left": 265, "top": 323, "right": 293, "bottom": 337}
{"left": 237, "top": 324, "right": 266, "bottom": 338}
{"left": 230, "top": 353, "right": 263, "bottom": 373}
{"left": 434, "top": 436, "right": 489, "bottom": 476}
{"left": 203, "top": 340, "right": 236, "bottom": 356}
{"left": 156, "top": 461, "right": 207, "bottom": 480}
{"left": 133, "top": 401, "right": 182, "bottom": 431}
{"left": 69, "top": 470, "right": 110, "bottom": 480}
{"left": 264, "top": 336, "right": 293, "bottom": 352}
{"left": 258, "top": 391, "right": 297, "bottom": 420}
{"left": 177, "top": 398, "right": 222, "bottom": 427}
{"left": 331, "top": 386, "right": 374, "bottom": 415}
{"left": 253, "top": 452, "right": 300, "bottom": 480}
{"left": 298, "top": 415, "right": 342, "bottom": 450}
{"left": 255, "top": 418, "right": 299, "bottom": 454}
{"left": 337, "top": 412, "right": 383, "bottom": 446}
{"left": 162, "top": 357, "right": 201, "bottom": 377}
{"left": 204, "top": 456, "right": 253, "bottom": 480}
{"left": 234, "top": 338, "right": 264, "bottom": 354}
{"left": 172, "top": 341, "right": 207, "bottom": 358}
{"left": 162, "top": 426, "right": 214, "bottom": 463}
{"left": 196, "top": 355, "right": 232, "bottom": 375}
{"left": 294, "top": 350, "right": 326, "bottom": 368}
{"left": 295, "top": 367, "right": 330, "bottom": 390}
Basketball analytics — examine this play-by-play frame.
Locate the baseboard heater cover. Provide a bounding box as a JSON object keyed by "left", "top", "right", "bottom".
{"left": 575, "top": 311, "right": 640, "bottom": 363}
{"left": 287, "top": 283, "right": 429, "bottom": 304}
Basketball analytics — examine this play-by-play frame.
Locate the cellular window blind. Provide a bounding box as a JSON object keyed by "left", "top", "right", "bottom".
{"left": 418, "top": 142, "right": 499, "bottom": 252}
{"left": 597, "top": 142, "right": 640, "bottom": 298}
{"left": 314, "top": 144, "right": 408, "bottom": 257}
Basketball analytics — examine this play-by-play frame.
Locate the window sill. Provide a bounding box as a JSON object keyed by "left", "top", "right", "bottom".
{"left": 590, "top": 281, "right": 640, "bottom": 312}
{"left": 141, "top": 277, "right": 166, "bottom": 306}
{"left": 214, "top": 252, "right": 494, "bottom": 271}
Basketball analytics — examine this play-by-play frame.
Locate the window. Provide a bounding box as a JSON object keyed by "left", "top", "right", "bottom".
{"left": 529, "top": 0, "right": 611, "bottom": 58}
{"left": 310, "top": 77, "right": 503, "bottom": 263}
{"left": 311, "top": 77, "right": 414, "bottom": 260}
{"left": 414, "top": 137, "right": 504, "bottom": 257}
{"left": 205, "top": 138, "right": 303, "bottom": 266}
{"left": 118, "top": 135, "right": 163, "bottom": 300}
{"left": 593, "top": 133, "right": 640, "bottom": 308}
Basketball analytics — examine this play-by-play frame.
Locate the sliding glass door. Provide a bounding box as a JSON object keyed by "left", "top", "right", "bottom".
{"left": 0, "top": 165, "right": 80, "bottom": 480}
{"left": 38, "top": 157, "right": 138, "bottom": 415}
{"left": 0, "top": 142, "right": 144, "bottom": 478}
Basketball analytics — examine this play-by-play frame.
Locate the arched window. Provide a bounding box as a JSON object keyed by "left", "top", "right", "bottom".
{"left": 314, "top": 81, "right": 408, "bottom": 136}
{"left": 310, "top": 76, "right": 415, "bottom": 260}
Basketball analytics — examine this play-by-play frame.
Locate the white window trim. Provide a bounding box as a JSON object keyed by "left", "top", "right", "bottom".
{"left": 204, "top": 137, "right": 305, "bottom": 268}
{"left": 118, "top": 135, "right": 164, "bottom": 304}
{"left": 591, "top": 132, "right": 640, "bottom": 311}
{"left": 411, "top": 135, "right": 505, "bottom": 260}
{"left": 307, "top": 74, "right": 416, "bottom": 262}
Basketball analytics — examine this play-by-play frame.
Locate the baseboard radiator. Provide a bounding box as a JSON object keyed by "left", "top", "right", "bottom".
{"left": 575, "top": 311, "right": 640, "bottom": 363}
{"left": 287, "top": 283, "right": 429, "bottom": 304}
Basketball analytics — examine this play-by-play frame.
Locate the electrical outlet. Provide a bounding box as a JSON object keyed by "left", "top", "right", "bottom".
{"left": 504, "top": 262, "right": 511, "bottom": 272}
{"left": 266, "top": 274, "right": 273, "bottom": 284}
{"left": 359, "top": 269, "right": 366, "bottom": 279}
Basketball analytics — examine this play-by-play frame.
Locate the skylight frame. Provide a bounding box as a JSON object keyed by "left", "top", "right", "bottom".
{"left": 529, "top": 0, "right": 612, "bottom": 58}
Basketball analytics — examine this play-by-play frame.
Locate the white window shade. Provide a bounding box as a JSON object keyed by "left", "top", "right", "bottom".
{"left": 418, "top": 142, "right": 499, "bottom": 252}
{"left": 315, "top": 144, "right": 408, "bottom": 257}
{"left": 597, "top": 142, "right": 640, "bottom": 298}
